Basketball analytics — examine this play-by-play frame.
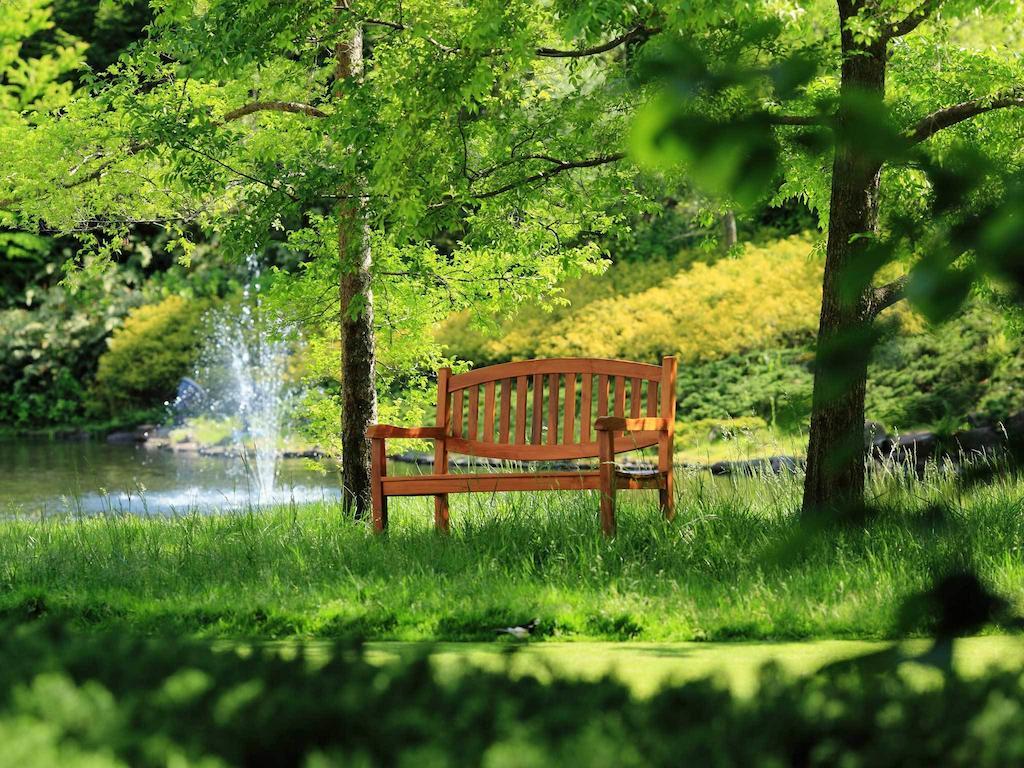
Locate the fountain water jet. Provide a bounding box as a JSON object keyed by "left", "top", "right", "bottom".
{"left": 197, "top": 256, "right": 299, "bottom": 504}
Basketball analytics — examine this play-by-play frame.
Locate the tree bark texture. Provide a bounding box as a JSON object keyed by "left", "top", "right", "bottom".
{"left": 335, "top": 25, "right": 378, "bottom": 519}
{"left": 802, "top": 4, "right": 887, "bottom": 516}
{"left": 722, "top": 210, "right": 738, "bottom": 249}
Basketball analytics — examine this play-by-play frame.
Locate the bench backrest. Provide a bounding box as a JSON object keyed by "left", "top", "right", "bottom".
{"left": 436, "top": 357, "right": 677, "bottom": 461}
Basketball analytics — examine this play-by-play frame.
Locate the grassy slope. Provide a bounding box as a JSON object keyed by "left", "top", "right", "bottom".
{"left": 2, "top": 468, "right": 1023, "bottom": 642}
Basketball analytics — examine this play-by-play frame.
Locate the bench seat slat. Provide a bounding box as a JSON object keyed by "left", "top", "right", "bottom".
{"left": 380, "top": 470, "right": 662, "bottom": 495}
{"left": 647, "top": 381, "right": 659, "bottom": 417}
{"left": 483, "top": 381, "right": 496, "bottom": 442}
{"left": 613, "top": 376, "right": 626, "bottom": 418}
{"left": 531, "top": 373, "right": 544, "bottom": 444}
{"left": 580, "top": 373, "right": 593, "bottom": 443}
{"left": 499, "top": 379, "right": 511, "bottom": 443}
{"left": 546, "top": 373, "right": 559, "bottom": 445}
{"left": 467, "top": 386, "right": 479, "bottom": 440}
{"left": 515, "top": 375, "right": 528, "bottom": 443}
{"left": 564, "top": 372, "right": 577, "bottom": 444}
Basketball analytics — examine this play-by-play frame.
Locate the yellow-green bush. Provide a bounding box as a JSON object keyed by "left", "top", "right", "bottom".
{"left": 440, "top": 251, "right": 693, "bottom": 364}
{"left": 94, "top": 295, "right": 212, "bottom": 413}
{"left": 540, "top": 236, "right": 823, "bottom": 363}
{"left": 442, "top": 236, "right": 824, "bottom": 365}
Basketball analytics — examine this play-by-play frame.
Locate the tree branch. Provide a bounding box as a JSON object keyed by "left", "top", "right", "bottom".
{"left": 883, "top": 0, "right": 943, "bottom": 40}
{"left": 222, "top": 100, "right": 328, "bottom": 122}
{"left": 536, "top": 25, "right": 660, "bottom": 58}
{"left": 470, "top": 152, "right": 627, "bottom": 200}
{"left": 867, "top": 275, "right": 908, "bottom": 318}
{"left": 767, "top": 114, "right": 827, "bottom": 127}
{"left": 340, "top": 5, "right": 659, "bottom": 59}
{"left": 0, "top": 140, "right": 147, "bottom": 211}
{"left": 907, "top": 92, "right": 1024, "bottom": 144}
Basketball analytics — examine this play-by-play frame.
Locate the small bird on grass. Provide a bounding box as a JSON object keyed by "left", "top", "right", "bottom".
{"left": 495, "top": 618, "right": 539, "bottom": 640}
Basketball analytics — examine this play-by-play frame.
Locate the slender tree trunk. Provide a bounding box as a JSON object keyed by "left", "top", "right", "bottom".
{"left": 722, "top": 210, "right": 737, "bottom": 249}
{"left": 335, "top": 25, "right": 377, "bottom": 519}
{"left": 802, "top": 9, "right": 887, "bottom": 516}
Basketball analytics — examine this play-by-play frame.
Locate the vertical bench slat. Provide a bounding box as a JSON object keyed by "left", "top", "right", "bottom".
{"left": 647, "top": 380, "right": 659, "bottom": 417}
{"left": 483, "top": 381, "right": 496, "bottom": 442}
{"left": 452, "top": 389, "right": 463, "bottom": 437}
{"left": 499, "top": 379, "right": 512, "bottom": 443}
{"left": 434, "top": 368, "right": 452, "bottom": 531}
{"left": 468, "top": 386, "right": 479, "bottom": 440}
{"left": 531, "top": 373, "right": 544, "bottom": 444}
{"left": 613, "top": 376, "right": 626, "bottom": 417}
{"left": 564, "top": 372, "right": 577, "bottom": 444}
{"left": 630, "top": 377, "right": 643, "bottom": 418}
{"left": 580, "top": 373, "right": 593, "bottom": 443}
{"left": 597, "top": 374, "right": 609, "bottom": 419}
{"left": 547, "top": 373, "right": 559, "bottom": 445}
{"left": 515, "top": 375, "right": 528, "bottom": 444}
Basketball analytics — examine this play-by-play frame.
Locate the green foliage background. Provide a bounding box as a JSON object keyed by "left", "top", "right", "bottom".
{"left": 443, "top": 235, "right": 1024, "bottom": 438}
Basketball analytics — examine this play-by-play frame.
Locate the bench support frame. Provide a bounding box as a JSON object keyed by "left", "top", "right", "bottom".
{"left": 367, "top": 357, "right": 677, "bottom": 536}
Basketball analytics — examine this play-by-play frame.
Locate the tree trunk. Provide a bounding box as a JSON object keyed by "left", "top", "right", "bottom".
{"left": 801, "top": 11, "right": 887, "bottom": 517}
{"left": 336, "top": 25, "right": 377, "bottom": 519}
{"left": 722, "top": 210, "right": 737, "bottom": 249}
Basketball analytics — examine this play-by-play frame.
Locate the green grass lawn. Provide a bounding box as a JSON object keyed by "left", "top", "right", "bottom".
{"left": 3, "top": 465, "right": 1023, "bottom": 642}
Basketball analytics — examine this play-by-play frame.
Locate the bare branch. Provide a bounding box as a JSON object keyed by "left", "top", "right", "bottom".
{"left": 339, "top": 5, "right": 658, "bottom": 59}
{"left": 222, "top": 100, "right": 328, "bottom": 121}
{"left": 867, "top": 275, "right": 908, "bottom": 318}
{"left": 767, "top": 114, "right": 827, "bottom": 127}
{"left": 883, "top": 0, "right": 943, "bottom": 40}
{"left": 536, "top": 24, "right": 660, "bottom": 58}
{"left": 907, "top": 92, "right": 1024, "bottom": 144}
{"left": 470, "top": 152, "right": 627, "bottom": 201}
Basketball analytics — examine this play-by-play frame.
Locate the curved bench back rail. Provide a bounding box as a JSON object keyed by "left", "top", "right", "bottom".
{"left": 444, "top": 358, "right": 668, "bottom": 461}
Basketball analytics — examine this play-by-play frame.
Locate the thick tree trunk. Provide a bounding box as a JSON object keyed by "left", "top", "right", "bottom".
{"left": 722, "top": 210, "right": 737, "bottom": 249}
{"left": 336, "top": 25, "right": 377, "bottom": 519}
{"left": 801, "top": 12, "right": 887, "bottom": 517}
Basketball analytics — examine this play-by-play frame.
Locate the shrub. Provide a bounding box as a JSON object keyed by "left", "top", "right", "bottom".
{"left": 865, "top": 303, "right": 1024, "bottom": 430}
{"left": 677, "top": 347, "right": 814, "bottom": 429}
{"left": 0, "top": 279, "right": 139, "bottom": 429}
{"left": 538, "top": 235, "right": 823, "bottom": 363}
{"left": 441, "top": 235, "right": 823, "bottom": 365}
{"left": 93, "top": 295, "right": 212, "bottom": 414}
{"left": 440, "top": 248, "right": 689, "bottom": 365}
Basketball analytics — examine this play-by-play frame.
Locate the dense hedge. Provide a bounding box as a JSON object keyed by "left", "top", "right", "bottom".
{"left": 93, "top": 295, "right": 213, "bottom": 414}
{"left": 2, "top": 620, "right": 1023, "bottom": 767}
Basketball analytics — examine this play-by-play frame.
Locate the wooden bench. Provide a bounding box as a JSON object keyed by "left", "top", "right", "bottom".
{"left": 366, "top": 356, "right": 677, "bottom": 536}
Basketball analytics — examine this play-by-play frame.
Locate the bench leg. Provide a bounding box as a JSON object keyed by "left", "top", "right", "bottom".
{"left": 659, "top": 476, "right": 674, "bottom": 521}
{"left": 371, "top": 438, "right": 388, "bottom": 532}
{"left": 659, "top": 432, "right": 675, "bottom": 522}
{"left": 434, "top": 495, "right": 450, "bottom": 533}
{"left": 598, "top": 429, "right": 616, "bottom": 536}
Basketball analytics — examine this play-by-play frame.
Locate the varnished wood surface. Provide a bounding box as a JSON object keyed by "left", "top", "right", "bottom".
{"left": 366, "top": 355, "right": 678, "bottom": 535}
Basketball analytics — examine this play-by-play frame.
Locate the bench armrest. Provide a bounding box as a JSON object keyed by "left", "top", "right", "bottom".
{"left": 366, "top": 425, "right": 446, "bottom": 439}
{"left": 594, "top": 417, "right": 669, "bottom": 433}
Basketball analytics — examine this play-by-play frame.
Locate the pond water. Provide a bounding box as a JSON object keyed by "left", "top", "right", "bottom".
{"left": 0, "top": 439, "right": 768, "bottom": 518}
{"left": 0, "top": 439, "right": 357, "bottom": 516}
